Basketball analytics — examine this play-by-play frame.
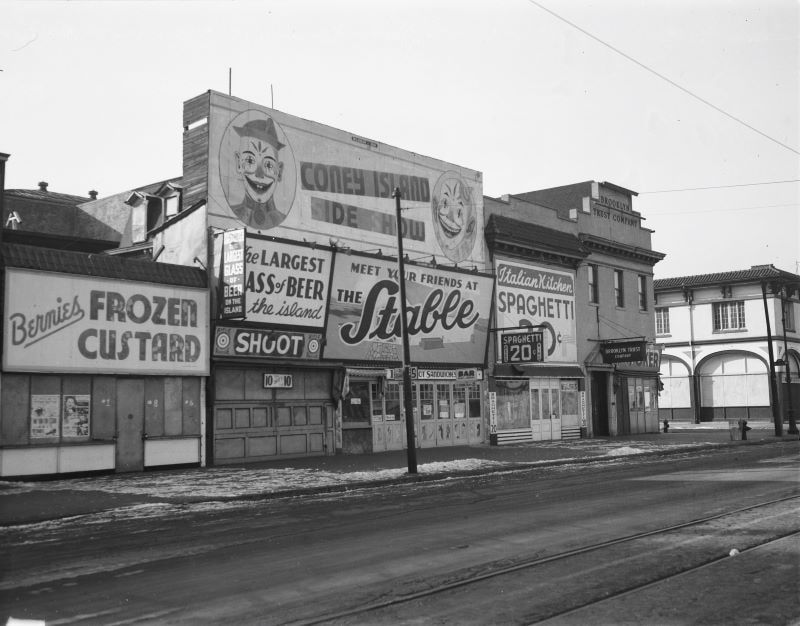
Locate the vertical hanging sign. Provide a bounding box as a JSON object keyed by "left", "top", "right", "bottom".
{"left": 220, "top": 229, "right": 246, "bottom": 319}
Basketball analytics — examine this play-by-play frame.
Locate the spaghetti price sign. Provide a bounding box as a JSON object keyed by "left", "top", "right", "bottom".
{"left": 501, "top": 332, "right": 544, "bottom": 364}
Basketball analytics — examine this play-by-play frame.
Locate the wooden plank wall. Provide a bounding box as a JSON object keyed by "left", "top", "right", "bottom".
{"left": 182, "top": 92, "right": 210, "bottom": 210}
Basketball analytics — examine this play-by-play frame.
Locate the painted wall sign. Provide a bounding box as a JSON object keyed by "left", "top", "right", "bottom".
{"left": 494, "top": 257, "right": 577, "bottom": 362}
{"left": 206, "top": 92, "right": 484, "bottom": 265}
{"left": 220, "top": 228, "right": 246, "bottom": 319}
{"left": 214, "top": 326, "right": 321, "bottom": 360}
{"left": 600, "top": 340, "right": 647, "bottom": 364}
{"left": 4, "top": 269, "right": 209, "bottom": 375}
{"left": 242, "top": 237, "right": 332, "bottom": 328}
{"left": 324, "top": 253, "right": 493, "bottom": 363}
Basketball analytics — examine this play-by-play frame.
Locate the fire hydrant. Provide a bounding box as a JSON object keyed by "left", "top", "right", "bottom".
{"left": 738, "top": 419, "right": 752, "bottom": 440}
{"left": 662, "top": 419, "right": 670, "bottom": 433}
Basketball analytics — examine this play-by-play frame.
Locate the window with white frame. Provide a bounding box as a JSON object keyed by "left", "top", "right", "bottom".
{"left": 588, "top": 264, "right": 599, "bottom": 304}
{"left": 712, "top": 301, "right": 746, "bottom": 331}
{"left": 655, "top": 307, "right": 670, "bottom": 335}
{"left": 614, "top": 269, "right": 624, "bottom": 307}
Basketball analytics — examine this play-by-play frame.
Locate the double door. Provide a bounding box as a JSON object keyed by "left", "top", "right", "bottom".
{"left": 529, "top": 379, "right": 579, "bottom": 441}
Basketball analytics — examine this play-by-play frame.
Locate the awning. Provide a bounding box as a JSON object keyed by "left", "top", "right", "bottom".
{"left": 492, "top": 364, "right": 584, "bottom": 378}
{"left": 346, "top": 368, "right": 389, "bottom": 378}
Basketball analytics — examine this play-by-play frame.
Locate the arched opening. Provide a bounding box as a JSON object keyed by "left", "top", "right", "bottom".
{"left": 696, "top": 351, "right": 770, "bottom": 422}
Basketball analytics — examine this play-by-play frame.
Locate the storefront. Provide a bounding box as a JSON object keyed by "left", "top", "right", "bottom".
{"left": 327, "top": 252, "right": 494, "bottom": 454}
{"left": 489, "top": 256, "right": 585, "bottom": 443}
{"left": 600, "top": 340, "right": 661, "bottom": 435}
{"left": 210, "top": 233, "right": 337, "bottom": 463}
{"left": 0, "top": 245, "right": 209, "bottom": 477}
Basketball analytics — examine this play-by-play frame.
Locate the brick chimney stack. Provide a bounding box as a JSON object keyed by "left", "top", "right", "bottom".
{"left": 89, "top": 190, "right": 98, "bottom": 200}
{"left": 38, "top": 181, "right": 48, "bottom": 192}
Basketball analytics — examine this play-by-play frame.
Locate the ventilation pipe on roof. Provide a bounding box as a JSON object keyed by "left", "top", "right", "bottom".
{"left": 38, "top": 181, "right": 48, "bottom": 192}
{"left": 89, "top": 190, "right": 98, "bottom": 200}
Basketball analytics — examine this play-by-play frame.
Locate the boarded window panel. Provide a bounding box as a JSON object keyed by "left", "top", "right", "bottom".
{"left": 235, "top": 408, "right": 250, "bottom": 429}
{"left": 746, "top": 373, "right": 769, "bottom": 405}
{"left": 723, "top": 375, "right": 748, "bottom": 405}
{"left": 293, "top": 406, "right": 308, "bottom": 426}
{"left": 245, "top": 370, "right": 271, "bottom": 400}
{"left": 216, "top": 408, "right": 233, "bottom": 430}
{"left": 164, "top": 378, "right": 183, "bottom": 436}
{"left": 1, "top": 374, "right": 30, "bottom": 445}
{"left": 309, "top": 406, "right": 322, "bottom": 425}
{"left": 91, "top": 377, "right": 116, "bottom": 439}
{"left": 699, "top": 376, "right": 718, "bottom": 407}
{"left": 276, "top": 406, "right": 291, "bottom": 427}
{"left": 182, "top": 377, "right": 201, "bottom": 435}
{"left": 252, "top": 407, "right": 268, "bottom": 428}
{"left": 215, "top": 369, "right": 244, "bottom": 400}
{"left": 145, "top": 377, "right": 165, "bottom": 437}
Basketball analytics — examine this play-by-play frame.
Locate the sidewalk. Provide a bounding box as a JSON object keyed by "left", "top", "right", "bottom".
{"left": 1, "top": 427, "right": 796, "bottom": 527}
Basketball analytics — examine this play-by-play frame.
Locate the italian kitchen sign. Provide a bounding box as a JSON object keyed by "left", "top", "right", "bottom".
{"left": 241, "top": 236, "right": 333, "bottom": 329}
{"left": 494, "top": 257, "right": 577, "bottom": 362}
{"left": 323, "top": 253, "right": 493, "bottom": 364}
{"left": 4, "top": 269, "right": 209, "bottom": 375}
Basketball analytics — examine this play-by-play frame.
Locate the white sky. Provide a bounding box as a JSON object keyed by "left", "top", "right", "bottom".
{"left": 1, "top": 0, "right": 797, "bottom": 279}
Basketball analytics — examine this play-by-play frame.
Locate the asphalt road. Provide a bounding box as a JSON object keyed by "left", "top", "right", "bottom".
{"left": 1, "top": 442, "right": 798, "bottom": 625}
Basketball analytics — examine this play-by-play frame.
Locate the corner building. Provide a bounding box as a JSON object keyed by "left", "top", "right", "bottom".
{"left": 486, "top": 181, "right": 665, "bottom": 440}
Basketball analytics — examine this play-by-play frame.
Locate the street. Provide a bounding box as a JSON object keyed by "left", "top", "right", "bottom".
{"left": 1, "top": 442, "right": 798, "bottom": 625}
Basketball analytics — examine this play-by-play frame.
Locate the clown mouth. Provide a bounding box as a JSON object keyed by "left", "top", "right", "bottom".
{"left": 245, "top": 176, "right": 274, "bottom": 195}
{"left": 437, "top": 210, "right": 463, "bottom": 238}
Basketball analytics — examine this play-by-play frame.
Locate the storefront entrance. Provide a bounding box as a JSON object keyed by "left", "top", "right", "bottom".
{"left": 413, "top": 381, "right": 483, "bottom": 448}
{"left": 494, "top": 377, "right": 581, "bottom": 443}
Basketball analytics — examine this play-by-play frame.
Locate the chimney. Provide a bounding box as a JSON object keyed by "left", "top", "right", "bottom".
{"left": 38, "top": 181, "right": 48, "bottom": 192}
{"left": 89, "top": 190, "right": 98, "bottom": 200}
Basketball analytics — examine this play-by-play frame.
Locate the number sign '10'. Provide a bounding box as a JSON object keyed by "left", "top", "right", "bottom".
{"left": 501, "top": 332, "right": 544, "bottom": 364}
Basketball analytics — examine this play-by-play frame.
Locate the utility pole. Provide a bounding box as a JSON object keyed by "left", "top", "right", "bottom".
{"left": 393, "top": 188, "right": 417, "bottom": 474}
{"left": 779, "top": 284, "right": 798, "bottom": 435}
{"left": 762, "top": 282, "right": 783, "bottom": 436}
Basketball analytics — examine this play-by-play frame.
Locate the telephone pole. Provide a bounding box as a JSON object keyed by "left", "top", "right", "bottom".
{"left": 393, "top": 188, "right": 417, "bottom": 474}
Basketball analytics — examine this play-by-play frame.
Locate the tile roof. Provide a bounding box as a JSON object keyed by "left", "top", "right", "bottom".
{"left": 654, "top": 265, "right": 800, "bottom": 290}
{"left": 485, "top": 214, "right": 586, "bottom": 259}
{"left": 1, "top": 243, "right": 206, "bottom": 288}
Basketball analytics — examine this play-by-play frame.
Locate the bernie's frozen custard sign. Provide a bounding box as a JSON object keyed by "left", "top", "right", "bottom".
{"left": 4, "top": 269, "right": 209, "bottom": 375}
{"left": 323, "top": 254, "right": 492, "bottom": 363}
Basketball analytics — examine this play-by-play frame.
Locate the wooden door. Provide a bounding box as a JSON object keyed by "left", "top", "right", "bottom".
{"left": 116, "top": 378, "right": 145, "bottom": 472}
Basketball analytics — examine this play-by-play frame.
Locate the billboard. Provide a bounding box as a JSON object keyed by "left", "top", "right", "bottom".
{"left": 240, "top": 236, "right": 333, "bottom": 329}
{"left": 4, "top": 269, "right": 209, "bottom": 375}
{"left": 494, "top": 257, "right": 577, "bottom": 363}
{"left": 206, "top": 91, "right": 485, "bottom": 266}
{"left": 324, "top": 254, "right": 493, "bottom": 364}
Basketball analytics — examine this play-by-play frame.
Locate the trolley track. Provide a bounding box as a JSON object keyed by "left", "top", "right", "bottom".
{"left": 292, "top": 495, "right": 800, "bottom": 625}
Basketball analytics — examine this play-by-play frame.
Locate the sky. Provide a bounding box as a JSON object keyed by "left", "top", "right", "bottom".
{"left": 1, "top": 0, "right": 797, "bottom": 279}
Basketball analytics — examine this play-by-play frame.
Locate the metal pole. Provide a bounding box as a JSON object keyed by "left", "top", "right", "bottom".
{"left": 779, "top": 285, "right": 798, "bottom": 435}
{"left": 393, "top": 188, "right": 417, "bottom": 473}
{"left": 762, "top": 282, "right": 783, "bottom": 436}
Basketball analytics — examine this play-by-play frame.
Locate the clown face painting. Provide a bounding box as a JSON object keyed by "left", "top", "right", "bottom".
{"left": 431, "top": 171, "right": 477, "bottom": 263}
{"left": 219, "top": 110, "right": 297, "bottom": 231}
